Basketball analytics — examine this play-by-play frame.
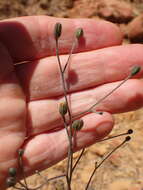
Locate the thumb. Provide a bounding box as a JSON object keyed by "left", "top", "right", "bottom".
{"left": 0, "top": 43, "right": 26, "bottom": 189}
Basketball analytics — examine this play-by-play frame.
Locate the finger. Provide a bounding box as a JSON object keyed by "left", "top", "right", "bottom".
{"left": 16, "top": 44, "right": 143, "bottom": 100}
{"left": 0, "top": 43, "right": 26, "bottom": 187}
{"left": 28, "top": 79, "right": 143, "bottom": 135}
{"left": 0, "top": 16, "right": 122, "bottom": 62}
{"left": 23, "top": 112, "right": 114, "bottom": 175}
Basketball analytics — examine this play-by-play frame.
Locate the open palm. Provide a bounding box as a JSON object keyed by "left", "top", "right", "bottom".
{"left": 0, "top": 16, "right": 143, "bottom": 189}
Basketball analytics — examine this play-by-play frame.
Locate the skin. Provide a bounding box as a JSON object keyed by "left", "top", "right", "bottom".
{"left": 0, "top": 16, "right": 143, "bottom": 189}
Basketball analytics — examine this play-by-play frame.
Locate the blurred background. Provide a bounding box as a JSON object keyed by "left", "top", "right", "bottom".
{"left": 3, "top": 0, "right": 143, "bottom": 190}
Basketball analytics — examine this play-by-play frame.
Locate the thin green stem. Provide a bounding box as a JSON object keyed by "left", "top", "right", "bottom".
{"left": 63, "top": 40, "right": 76, "bottom": 73}
{"left": 62, "top": 115, "right": 72, "bottom": 183}
{"left": 98, "top": 131, "right": 130, "bottom": 142}
{"left": 74, "top": 74, "right": 132, "bottom": 119}
{"left": 33, "top": 171, "right": 66, "bottom": 190}
{"left": 55, "top": 39, "right": 73, "bottom": 189}
{"left": 72, "top": 148, "right": 85, "bottom": 173}
{"left": 18, "top": 156, "right": 29, "bottom": 189}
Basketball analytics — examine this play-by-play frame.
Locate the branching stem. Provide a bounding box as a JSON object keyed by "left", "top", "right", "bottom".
{"left": 63, "top": 40, "right": 76, "bottom": 73}
{"left": 55, "top": 39, "right": 73, "bottom": 189}
{"left": 85, "top": 137, "right": 130, "bottom": 190}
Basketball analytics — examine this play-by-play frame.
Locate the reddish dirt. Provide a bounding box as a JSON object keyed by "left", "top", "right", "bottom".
{"left": 1, "top": 0, "right": 142, "bottom": 190}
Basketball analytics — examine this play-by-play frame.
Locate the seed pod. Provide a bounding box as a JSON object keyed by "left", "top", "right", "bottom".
{"left": 97, "top": 111, "right": 103, "bottom": 115}
{"left": 18, "top": 149, "right": 24, "bottom": 157}
{"left": 75, "top": 28, "right": 84, "bottom": 39}
{"left": 72, "top": 119, "right": 84, "bottom": 131}
{"left": 127, "top": 129, "right": 133, "bottom": 134}
{"left": 54, "top": 23, "right": 62, "bottom": 40}
{"left": 59, "top": 102, "right": 68, "bottom": 116}
{"left": 8, "top": 168, "right": 17, "bottom": 177}
{"left": 125, "top": 136, "right": 131, "bottom": 142}
{"left": 131, "top": 66, "right": 141, "bottom": 76}
{"left": 6, "top": 177, "right": 16, "bottom": 187}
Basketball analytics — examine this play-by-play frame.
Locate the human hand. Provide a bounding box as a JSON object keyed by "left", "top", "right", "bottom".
{"left": 0, "top": 16, "right": 143, "bottom": 189}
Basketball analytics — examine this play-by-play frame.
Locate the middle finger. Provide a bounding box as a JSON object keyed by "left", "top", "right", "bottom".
{"left": 16, "top": 44, "right": 143, "bottom": 100}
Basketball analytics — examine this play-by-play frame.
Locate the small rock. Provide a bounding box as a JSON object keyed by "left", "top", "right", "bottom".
{"left": 108, "top": 180, "right": 131, "bottom": 190}
{"left": 108, "top": 153, "right": 121, "bottom": 167}
{"left": 53, "top": 179, "right": 65, "bottom": 190}
{"left": 96, "top": 0, "right": 134, "bottom": 23}
{"left": 127, "top": 14, "right": 143, "bottom": 43}
{"left": 65, "top": 0, "right": 74, "bottom": 8}
{"left": 91, "top": 144, "right": 108, "bottom": 157}
{"left": 20, "top": 0, "right": 28, "bottom": 6}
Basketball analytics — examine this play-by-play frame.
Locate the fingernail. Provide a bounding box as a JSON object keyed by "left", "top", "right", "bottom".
{"left": 96, "top": 122, "right": 113, "bottom": 138}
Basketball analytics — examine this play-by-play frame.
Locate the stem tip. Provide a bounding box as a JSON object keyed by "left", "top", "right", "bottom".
{"left": 18, "top": 149, "right": 24, "bottom": 157}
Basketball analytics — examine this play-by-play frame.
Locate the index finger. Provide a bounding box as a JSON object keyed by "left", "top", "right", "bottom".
{"left": 0, "top": 16, "right": 122, "bottom": 62}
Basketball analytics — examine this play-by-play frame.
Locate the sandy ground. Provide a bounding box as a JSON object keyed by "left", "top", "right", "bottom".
{"left": 0, "top": 0, "right": 142, "bottom": 189}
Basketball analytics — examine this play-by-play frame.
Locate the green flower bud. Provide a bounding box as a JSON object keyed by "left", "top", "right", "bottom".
{"left": 54, "top": 23, "right": 62, "bottom": 40}
{"left": 6, "top": 177, "right": 16, "bottom": 187}
{"left": 8, "top": 168, "right": 17, "bottom": 177}
{"left": 75, "top": 28, "right": 84, "bottom": 39}
{"left": 131, "top": 66, "right": 141, "bottom": 76}
{"left": 59, "top": 102, "right": 68, "bottom": 116}
{"left": 72, "top": 119, "right": 84, "bottom": 131}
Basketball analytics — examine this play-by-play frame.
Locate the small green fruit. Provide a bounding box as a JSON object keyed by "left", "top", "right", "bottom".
{"left": 59, "top": 102, "right": 68, "bottom": 116}
{"left": 131, "top": 66, "right": 141, "bottom": 76}
{"left": 75, "top": 28, "right": 84, "bottom": 39}
{"left": 8, "top": 168, "right": 17, "bottom": 177}
{"left": 6, "top": 177, "right": 16, "bottom": 187}
{"left": 72, "top": 119, "right": 84, "bottom": 131}
{"left": 54, "top": 23, "right": 62, "bottom": 40}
